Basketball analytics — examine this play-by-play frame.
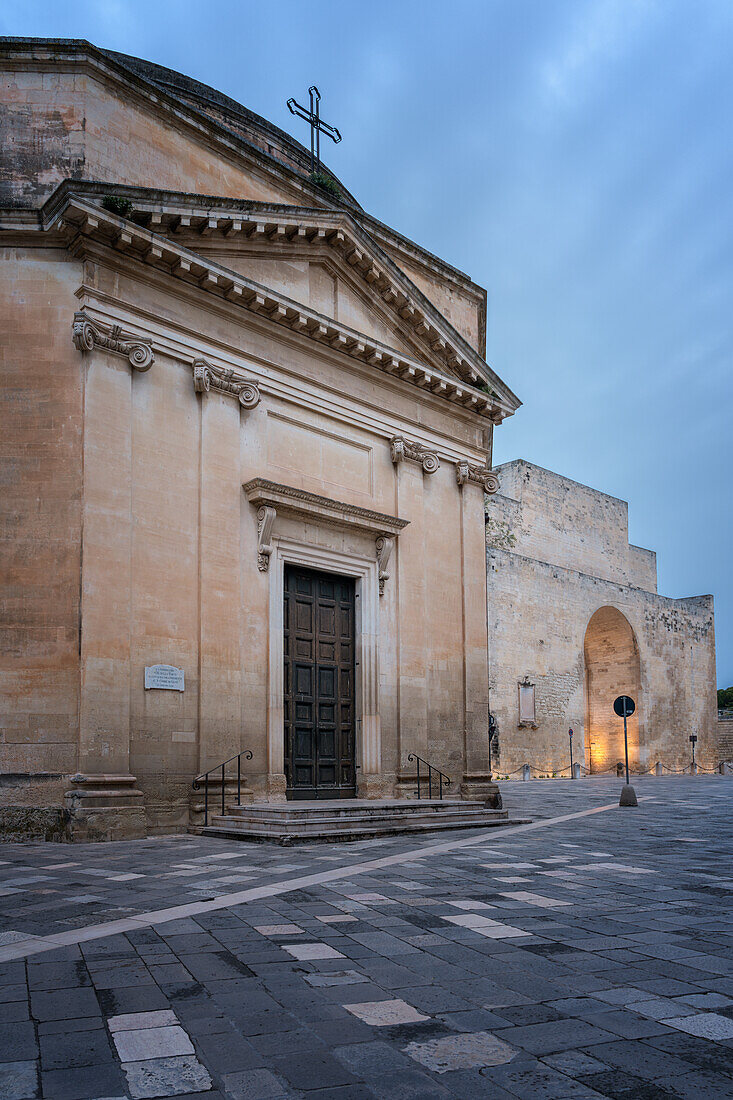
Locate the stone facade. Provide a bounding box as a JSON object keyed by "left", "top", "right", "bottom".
{"left": 0, "top": 38, "right": 519, "bottom": 837}
{"left": 719, "top": 717, "right": 733, "bottom": 764}
{"left": 486, "top": 461, "right": 719, "bottom": 775}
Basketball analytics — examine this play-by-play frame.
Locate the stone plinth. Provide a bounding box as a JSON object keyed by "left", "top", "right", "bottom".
{"left": 460, "top": 774, "right": 503, "bottom": 809}
{"left": 64, "top": 774, "right": 146, "bottom": 841}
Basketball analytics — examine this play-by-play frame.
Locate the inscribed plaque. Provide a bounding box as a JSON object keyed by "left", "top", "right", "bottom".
{"left": 145, "top": 665, "right": 185, "bottom": 691}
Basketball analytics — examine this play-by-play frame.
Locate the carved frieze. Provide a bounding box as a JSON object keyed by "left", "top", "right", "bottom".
{"left": 192, "top": 358, "right": 260, "bottom": 408}
{"left": 72, "top": 310, "right": 154, "bottom": 372}
{"left": 375, "top": 535, "right": 394, "bottom": 597}
{"left": 390, "top": 436, "right": 440, "bottom": 475}
{"left": 456, "top": 460, "right": 500, "bottom": 495}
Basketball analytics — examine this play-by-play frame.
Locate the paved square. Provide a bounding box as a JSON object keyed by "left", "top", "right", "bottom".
{"left": 344, "top": 998, "right": 431, "bottom": 1026}
{"left": 403, "top": 1030, "right": 517, "bottom": 1072}
{"left": 1, "top": 776, "right": 732, "bottom": 1098}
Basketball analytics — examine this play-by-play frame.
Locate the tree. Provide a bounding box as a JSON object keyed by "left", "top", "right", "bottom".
{"left": 718, "top": 686, "right": 733, "bottom": 710}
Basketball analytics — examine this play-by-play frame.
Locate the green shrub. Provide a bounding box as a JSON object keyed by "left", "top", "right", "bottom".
{"left": 102, "top": 195, "right": 134, "bottom": 218}
{"left": 309, "top": 172, "right": 340, "bottom": 198}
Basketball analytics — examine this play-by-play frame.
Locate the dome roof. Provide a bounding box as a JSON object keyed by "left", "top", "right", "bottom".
{"left": 103, "top": 48, "right": 360, "bottom": 208}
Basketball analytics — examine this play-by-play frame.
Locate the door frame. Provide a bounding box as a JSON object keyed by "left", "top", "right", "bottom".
{"left": 267, "top": 537, "right": 382, "bottom": 795}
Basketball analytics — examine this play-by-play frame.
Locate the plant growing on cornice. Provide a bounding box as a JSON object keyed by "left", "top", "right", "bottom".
{"left": 102, "top": 195, "right": 134, "bottom": 219}
{"left": 309, "top": 171, "right": 341, "bottom": 198}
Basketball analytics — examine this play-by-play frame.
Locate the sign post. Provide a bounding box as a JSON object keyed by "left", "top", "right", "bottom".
{"left": 568, "top": 728, "right": 574, "bottom": 778}
{"left": 613, "top": 695, "right": 637, "bottom": 807}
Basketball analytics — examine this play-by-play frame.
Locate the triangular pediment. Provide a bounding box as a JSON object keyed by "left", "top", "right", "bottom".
{"left": 43, "top": 182, "right": 521, "bottom": 421}
{"left": 197, "top": 249, "right": 438, "bottom": 368}
{"left": 114, "top": 193, "right": 518, "bottom": 405}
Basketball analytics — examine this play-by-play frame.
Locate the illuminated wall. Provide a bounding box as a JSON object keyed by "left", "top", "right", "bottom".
{"left": 584, "top": 606, "right": 641, "bottom": 773}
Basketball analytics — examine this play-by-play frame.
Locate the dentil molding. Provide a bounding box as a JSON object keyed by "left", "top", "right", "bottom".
{"left": 193, "top": 358, "right": 261, "bottom": 409}
{"left": 72, "top": 310, "right": 154, "bottom": 372}
{"left": 390, "top": 435, "right": 440, "bottom": 475}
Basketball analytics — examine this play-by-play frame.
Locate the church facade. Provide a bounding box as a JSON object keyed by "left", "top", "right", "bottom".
{"left": 0, "top": 39, "right": 519, "bottom": 838}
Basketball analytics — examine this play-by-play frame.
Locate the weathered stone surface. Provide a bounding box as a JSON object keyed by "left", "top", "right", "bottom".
{"left": 403, "top": 1031, "right": 516, "bottom": 1073}
{"left": 487, "top": 461, "right": 718, "bottom": 776}
{"left": 0, "top": 807, "right": 72, "bottom": 842}
{"left": 122, "top": 1054, "right": 212, "bottom": 1099}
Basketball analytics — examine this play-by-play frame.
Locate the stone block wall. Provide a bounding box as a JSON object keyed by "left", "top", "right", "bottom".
{"left": 719, "top": 718, "right": 733, "bottom": 763}
{"left": 0, "top": 253, "right": 83, "bottom": 789}
{"left": 487, "top": 460, "right": 718, "bottom": 775}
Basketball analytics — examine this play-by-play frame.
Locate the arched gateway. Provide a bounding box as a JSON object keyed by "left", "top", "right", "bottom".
{"left": 584, "top": 606, "right": 641, "bottom": 774}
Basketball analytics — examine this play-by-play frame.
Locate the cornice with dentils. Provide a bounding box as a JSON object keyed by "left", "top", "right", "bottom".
{"left": 34, "top": 179, "right": 520, "bottom": 413}
{"left": 50, "top": 192, "right": 517, "bottom": 423}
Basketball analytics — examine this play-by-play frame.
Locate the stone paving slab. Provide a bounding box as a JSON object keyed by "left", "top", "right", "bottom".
{"left": 0, "top": 776, "right": 732, "bottom": 1097}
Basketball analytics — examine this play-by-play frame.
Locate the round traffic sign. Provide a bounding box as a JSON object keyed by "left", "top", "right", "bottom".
{"left": 613, "top": 695, "right": 635, "bottom": 718}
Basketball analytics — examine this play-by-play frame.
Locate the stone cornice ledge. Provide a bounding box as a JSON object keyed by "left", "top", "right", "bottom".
{"left": 54, "top": 195, "right": 516, "bottom": 423}
{"left": 243, "top": 478, "right": 409, "bottom": 537}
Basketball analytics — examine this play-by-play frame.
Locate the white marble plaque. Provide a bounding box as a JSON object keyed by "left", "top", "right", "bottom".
{"left": 145, "top": 665, "right": 185, "bottom": 691}
{"left": 518, "top": 683, "right": 535, "bottom": 724}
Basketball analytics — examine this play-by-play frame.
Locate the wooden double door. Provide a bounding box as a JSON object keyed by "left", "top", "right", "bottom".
{"left": 284, "top": 565, "right": 356, "bottom": 799}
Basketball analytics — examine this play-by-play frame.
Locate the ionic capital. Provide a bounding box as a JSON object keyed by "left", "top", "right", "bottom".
{"left": 193, "top": 358, "right": 260, "bottom": 409}
{"left": 72, "top": 310, "right": 154, "bottom": 372}
{"left": 390, "top": 435, "right": 440, "bottom": 475}
{"left": 456, "top": 460, "right": 500, "bottom": 495}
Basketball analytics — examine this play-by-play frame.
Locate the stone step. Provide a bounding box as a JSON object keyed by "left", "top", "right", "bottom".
{"left": 190, "top": 799, "right": 528, "bottom": 843}
{"left": 212, "top": 808, "right": 508, "bottom": 830}
{"left": 221, "top": 798, "right": 495, "bottom": 823}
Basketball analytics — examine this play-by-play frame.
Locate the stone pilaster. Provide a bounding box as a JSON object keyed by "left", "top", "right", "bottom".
{"left": 459, "top": 476, "right": 495, "bottom": 802}
{"left": 395, "top": 461, "right": 428, "bottom": 796}
{"left": 198, "top": 390, "right": 243, "bottom": 776}
{"left": 76, "top": 345, "right": 145, "bottom": 834}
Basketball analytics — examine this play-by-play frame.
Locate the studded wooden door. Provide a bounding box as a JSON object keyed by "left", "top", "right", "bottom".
{"left": 284, "top": 565, "right": 356, "bottom": 799}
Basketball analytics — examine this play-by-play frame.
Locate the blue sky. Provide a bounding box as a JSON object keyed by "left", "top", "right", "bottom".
{"left": 4, "top": 0, "right": 732, "bottom": 686}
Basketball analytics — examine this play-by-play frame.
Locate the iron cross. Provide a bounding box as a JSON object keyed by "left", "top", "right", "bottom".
{"left": 287, "top": 86, "right": 341, "bottom": 174}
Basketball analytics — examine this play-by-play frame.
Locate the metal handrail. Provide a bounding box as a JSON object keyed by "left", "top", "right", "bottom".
{"left": 192, "top": 750, "right": 253, "bottom": 826}
{"left": 406, "top": 753, "right": 451, "bottom": 800}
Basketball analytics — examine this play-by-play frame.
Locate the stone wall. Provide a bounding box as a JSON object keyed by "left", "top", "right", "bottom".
{"left": 0, "top": 252, "right": 83, "bottom": 787}
{"left": 487, "top": 461, "right": 718, "bottom": 775}
{"left": 719, "top": 718, "right": 733, "bottom": 763}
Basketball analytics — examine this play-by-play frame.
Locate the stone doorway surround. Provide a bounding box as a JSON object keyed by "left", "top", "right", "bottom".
{"left": 243, "top": 479, "right": 408, "bottom": 801}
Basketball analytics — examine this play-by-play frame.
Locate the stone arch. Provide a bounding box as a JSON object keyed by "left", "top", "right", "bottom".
{"left": 583, "top": 606, "right": 641, "bottom": 774}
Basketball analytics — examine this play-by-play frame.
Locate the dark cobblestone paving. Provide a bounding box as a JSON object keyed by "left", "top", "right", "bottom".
{"left": 0, "top": 776, "right": 731, "bottom": 1098}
